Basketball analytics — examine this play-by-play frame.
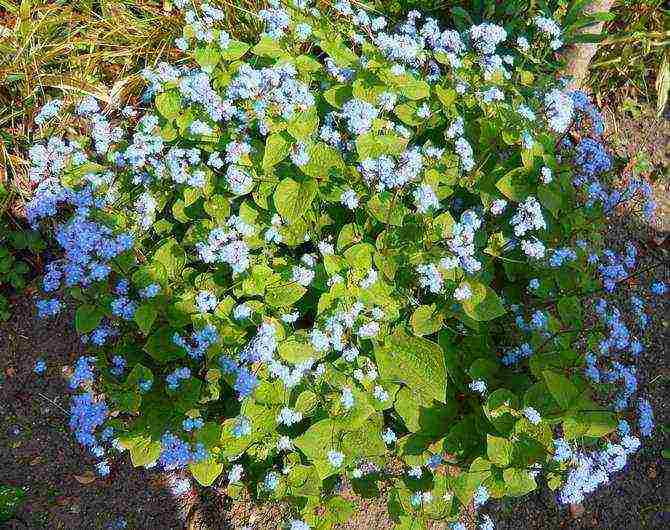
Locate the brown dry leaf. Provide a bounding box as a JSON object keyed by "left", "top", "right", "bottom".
{"left": 55, "top": 496, "right": 73, "bottom": 506}
{"left": 569, "top": 502, "right": 585, "bottom": 518}
{"left": 648, "top": 464, "right": 657, "bottom": 479}
{"left": 73, "top": 471, "right": 97, "bottom": 485}
{"left": 61, "top": 366, "right": 74, "bottom": 380}
{"left": 5, "top": 367, "right": 16, "bottom": 377}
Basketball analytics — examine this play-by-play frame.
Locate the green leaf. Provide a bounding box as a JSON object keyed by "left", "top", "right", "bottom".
{"left": 194, "top": 45, "right": 220, "bottom": 73}
{"left": 320, "top": 37, "right": 358, "bottom": 67}
{"left": 174, "top": 378, "right": 202, "bottom": 412}
{"left": 343, "top": 242, "right": 374, "bottom": 271}
{"left": 204, "top": 195, "right": 230, "bottom": 223}
{"left": 155, "top": 90, "right": 182, "bottom": 121}
{"left": 132, "top": 262, "right": 168, "bottom": 289}
{"left": 496, "top": 168, "right": 531, "bottom": 201}
{"left": 332, "top": 387, "right": 376, "bottom": 431}
{"left": 503, "top": 468, "right": 537, "bottom": 497}
{"left": 278, "top": 338, "right": 319, "bottom": 363}
{"left": 356, "top": 132, "right": 407, "bottom": 160}
{"left": 323, "top": 85, "right": 351, "bottom": 109}
{"left": 273, "top": 178, "right": 316, "bottom": 222}
{"left": 126, "top": 363, "right": 153, "bottom": 389}
{"left": 394, "top": 387, "right": 455, "bottom": 434}
{"left": 450, "top": 458, "right": 491, "bottom": 505}
{"left": 287, "top": 108, "right": 318, "bottom": 140}
{"left": 435, "top": 86, "right": 456, "bottom": 108}
{"left": 397, "top": 76, "right": 430, "bottom": 100}
{"left": 75, "top": 304, "right": 103, "bottom": 334}
{"left": 461, "top": 282, "right": 506, "bottom": 321}
{"left": 368, "top": 193, "right": 408, "bottom": 227}
{"left": 557, "top": 296, "right": 582, "bottom": 329}
{"left": 189, "top": 458, "right": 223, "bottom": 486}
{"left": 542, "top": 371, "right": 580, "bottom": 410}
{"left": 134, "top": 304, "right": 157, "bottom": 335}
{"left": 124, "top": 435, "right": 161, "bottom": 467}
{"left": 294, "top": 54, "right": 322, "bottom": 74}
{"left": 394, "top": 103, "right": 422, "bottom": 126}
{"left": 537, "top": 185, "right": 563, "bottom": 217}
{"left": 294, "top": 419, "right": 342, "bottom": 479}
{"left": 487, "top": 435, "right": 513, "bottom": 467}
{"left": 295, "top": 390, "right": 319, "bottom": 416}
{"left": 300, "top": 142, "right": 345, "bottom": 179}
{"left": 374, "top": 329, "right": 447, "bottom": 403}
{"left": 286, "top": 464, "right": 321, "bottom": 497}
{"left": 485, "top": 389, "right": 519, "bottom": 435}
{"left": 251, "top": 35, "right": 288, "bottom": 58}
{"left": 220, "top": 40, "right": 250, "bottom": 61}
{"left": 266, "top": 282, "right": 307, "bottom": 307}
{"left": 341, "top": 416, "right": 386, "bottom": 459}
{"left": 145, "top": 326, "right": 187, "bottom": 363}
{"left": 263, "top": 132, "right": 291, "bottom": 170}
{"left": 410, "top": 305, "right": 444, "bottom": 336}
{"left": 564, "top": 397, "right": 617, "bottom": 439}
{"left": 153, "top": 238, "right": 187, "bottom": 279}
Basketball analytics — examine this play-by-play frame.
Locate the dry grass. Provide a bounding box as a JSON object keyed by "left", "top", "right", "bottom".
{"left": 588, "top": 0, "right": 669, "bottom": 113}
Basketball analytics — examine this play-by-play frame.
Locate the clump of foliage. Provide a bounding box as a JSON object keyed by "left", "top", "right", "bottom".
{"left": 0, "top": 184, "right": 44, "bottom": 320}
{"left": 0, "top": 484, "right": 26, "bottom": 523}
{"left": 26, "top": 1, "right": 665, "bottom": 528}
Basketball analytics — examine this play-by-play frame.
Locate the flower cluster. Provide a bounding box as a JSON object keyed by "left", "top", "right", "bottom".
{"left": 28, "top": 1, "right": 664, "bottom": 528}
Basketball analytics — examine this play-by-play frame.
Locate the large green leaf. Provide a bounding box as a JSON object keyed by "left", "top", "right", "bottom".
{"left": 220, "top": 40, "right": 250, "bottom": 61}
{"left": 503, "top": 468, "right": 537, "bottom": 497}
{"left": 461, "top": 281, "right": 506, "bottom": 322}
{"left": 155, "top": 90, "right": 182, "bottom": 121}
{"left": 287, "top": 109, "right": 318, "bottom": 140}
{"left": 356, "top": 132, "right": 407, "bottom": 160}
{"left": 496, "top": 168, "right": 532, "bottom": 201}
{"left": 320, "top": 37, "right": 358, "bottom": 67}
{"left": 153, "top": 238, "right": 187, "bottom": 279}
{"left": 133, "top": 304, "right": 157, "bottom": 335}
{"left": 251, "top": 35, "right": 288, "bottom": 58}
{"left": 487, "top": 435, "right": 513, "bottom": 467}
{"left": 263, "top": 132, "right": 291, "bottom": 170}
{"left": 278, "top": 338, "right": 319, "bottom": 363}
{"left": 123, "top": 435, "right": 161, "bottom": 467}
{"left": 410, "top": 305, "right": 444, "bottom": 336}
{"left": 299, "top": 142, "right": 345, "bottom": 179}
{"left": 332, "top": 387, "right": 376, "bottom": 431}
{"left": 75, "top": 304, "right": 103, "bottom": 334}
{"left": 273, "top": 178, "right": 317, "bottom": 223}
{"left": 189, "top": 458, "right": 223, "bottom": 486}
{"left": 194, "top": 45, "right": 220, "bottom": 73}
{"left": 542, "top": 370, "right": 580, "bottom": 410}
{"left": 266, "top": 281, "right": 307, "bottom": 307}
{"left": 144, "top": 326, "right": 187, "bottom": 363}
{"left": 374, "top": 329, "right": 447, "bottom": 403}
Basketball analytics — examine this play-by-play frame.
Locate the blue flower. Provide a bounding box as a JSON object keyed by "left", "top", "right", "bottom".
{"left": 638, "top": 398, "right": 654, "bottom": 437}
{"left": 34, "top": 359, "right": 46, "bottom": 375}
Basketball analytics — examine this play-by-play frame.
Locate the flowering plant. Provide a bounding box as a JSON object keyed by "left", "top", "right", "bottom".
{"left": 28, "top": 1, "right": 664, "bottom": 528}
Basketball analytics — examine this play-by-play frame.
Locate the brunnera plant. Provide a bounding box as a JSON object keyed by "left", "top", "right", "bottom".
{"left": 27, "top": 1, "right": 664, "bottom": 528}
